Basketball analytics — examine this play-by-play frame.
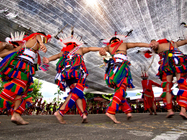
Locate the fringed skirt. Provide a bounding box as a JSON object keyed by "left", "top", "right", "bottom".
{"left": 0, "top": 51, "right": 34, "bottom": 111}
{"left": 157, "top": 50, "right": 187, "bottom": 79}
{"left": 104, "top": 54, "right": 134, "bottom": 89}
{"left": 55, "top": 52, "right": 88, "bottom": 91}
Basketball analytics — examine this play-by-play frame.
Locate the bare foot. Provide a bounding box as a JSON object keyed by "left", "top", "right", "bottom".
{"left": 54, "top": 111, "right": 66, "bottom": 124}
{"left": 127, "top": 113, "right": 132, "bottom": 120}
{"left": 166, "top": 111, "right": 174, "bottom": 118}
{"left": 179, "top": 112, "right": 187, "bottom": 120}
{"left": 11, "top": 112, "right": 29, "bottom": 125}
{"left": 82, "top": 114, "right": 88, "bottom": 123}
{"left": 106, "top": 112, "right": 121, "bottom": 124}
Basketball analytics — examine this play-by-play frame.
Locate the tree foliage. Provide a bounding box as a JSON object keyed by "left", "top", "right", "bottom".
{"left": 136, "top": 93, "right": 142, "bottom": 96}
{"left": 54, "top": 88, "right": 63, "bottom": 104}
{"left": 84, "top": 92, "right": 95, "bottom": 100}
{"left": 30, "top": 79, "right": 43, "bottom": 101}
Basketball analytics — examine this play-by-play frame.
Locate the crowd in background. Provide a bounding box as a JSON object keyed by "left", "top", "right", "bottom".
{"left": 0, "top": 98, "right": 181, "bottom": 116}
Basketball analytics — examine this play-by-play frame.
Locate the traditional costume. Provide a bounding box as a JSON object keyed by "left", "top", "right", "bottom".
{"left": 55, "top": 34, "right": 88, "bottom": 117}
{"left": 141, "top": 38, "right": 187, "bottom": 110}
{"left": 101, "top": 34, "right": 133, "bottom": 115}
{"left": 141, "top": 72, "right": 160, "bottom": 111}
{"left": 0, "top": 32, "right": 51, "bottom": 115}
{"left": 155, "top": 39, "right": 187, "bottom": 110}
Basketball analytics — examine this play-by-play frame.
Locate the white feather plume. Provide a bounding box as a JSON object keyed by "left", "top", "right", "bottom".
{"left": 10, "top": 31, "right": 25, "bottom": 41}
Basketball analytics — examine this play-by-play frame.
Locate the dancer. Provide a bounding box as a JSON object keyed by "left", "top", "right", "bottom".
{"left": 99, "top": 32, "right": 150, "bottom": 123}
{"left": 149, "top": 38, "right": 187, "bottom": 118}
{"left": 140, "top": 69, "right": 161, "bottom": 115}
{"left": 36, "top": 98, "right": 43, "bottom": 115}
{"left": 43, "top": 29, "right": 105, "bottom": 124}
{"left": 46, "top": 102, "right": 52, "bottom": 115}
{"left": 0, "top": 32, "right": 51, "bottom": 125}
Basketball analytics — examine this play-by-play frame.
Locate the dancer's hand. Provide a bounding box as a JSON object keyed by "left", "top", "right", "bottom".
{"left": 149, "top": 41, "right": 159, "bottom": 49}
{"left": 40, "top": 43, "right": 47, "bottom": 53}
{"left": 43, "top": 57, "right": 49, "bottom": 64}
{"left": 99, "top": 48, "right": 107, "bottom": 56}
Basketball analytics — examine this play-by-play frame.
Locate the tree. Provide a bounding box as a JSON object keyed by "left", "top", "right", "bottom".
{"left": 136, "top": 93, "right": 142, "bottom": 96}
{"left": 53, "top": 97, "right": 57, "bottom": 102}
{"left": 30, "top": 79, "right": 43, "bottom": 101}
{"left": 54, "top": 88, "right": 63, "bottom": 105}
{"left": 84, "top": 92, "right": 95, "bottom": 100}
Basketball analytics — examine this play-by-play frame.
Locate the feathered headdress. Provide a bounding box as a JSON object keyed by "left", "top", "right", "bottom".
{"left": 140, "top": 65, "right": 148, "bottom": 78}
{"left": 100, "top": 30, "right": 133, "bottom": 45}
{"left": 5, "top": 31, "right": 51, "bottom": 46}
{"left": 5, "top": 31, "right": 25, "bottom": 46}
{"left": 56, "top": 26, "right": 86, "bottom": 52}
{"left": 5, "top": 31, "right": 51, "bottom": 66}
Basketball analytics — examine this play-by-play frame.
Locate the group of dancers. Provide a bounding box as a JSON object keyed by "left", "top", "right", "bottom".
{"left": 0, "top": 24, "right": 187, "bottom": 125}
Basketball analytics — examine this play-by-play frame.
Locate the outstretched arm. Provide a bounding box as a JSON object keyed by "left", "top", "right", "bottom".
{"left": 0, "top": 45, "right": 22, "bottom": 58}
{"left": 0, "top": 42, "right": 14, "bottom": 51}
{"left": 82, "top": 47, "right": 106, "bottom": 55}
{"left": 126, "top": 42, "right": 150, "bottom": 49}
{"left": 176, "top": 39, "right": 187, "bottom": 47}
{"left": 99, "top": 45, "right": 109, "bottom": 56}
{"left": 151, "top": 80, "right": 161, "bottom": 87}
{"left": 43, "top": 51, "right": 63, "bottom": 64}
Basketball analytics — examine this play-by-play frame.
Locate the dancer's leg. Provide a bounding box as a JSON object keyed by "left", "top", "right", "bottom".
{"left": 1, "top": 79, "right": 29, "bottom": 125}
{"left": 152, "top": 102, "right": 157, "bottom": 115}
{"left": 76, "top": 98, "right": 87, "bottom": 123}
{"left": 179, "top": 107, "right": 187, "bottom": 119}
{"left": 176, "top": 73, "right": 187, "bottom": 119}
{"left": 166, "top": 75, "right": 174, "bottom": 118}
{"left": 55, "top": 83, "right": 85, "bottom": 124}
{"left": 11, "top": 95, "right": 29, "bottom": 125}
{"left": 106, "top": 87, "right": 126, "bottom": 124}
{"left": 148, "top": 108, "right": 153, "bottom": 115}
{"left": 54, "top": 94, "right": 71, "bottom": 124}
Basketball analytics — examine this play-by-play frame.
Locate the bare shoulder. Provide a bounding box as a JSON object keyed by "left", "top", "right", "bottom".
{"left": 75, "top": 47, "right": 84, "bottom": 55}
{"left": 82, "top": 47, "right": 91, "bottom": 54}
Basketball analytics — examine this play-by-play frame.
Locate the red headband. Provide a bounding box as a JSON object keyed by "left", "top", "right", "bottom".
{"left": 61, "top": 42, "right": 78, "bottom": 52}
{"left": 23, "top": 33, "right": 51, "bottom": 42}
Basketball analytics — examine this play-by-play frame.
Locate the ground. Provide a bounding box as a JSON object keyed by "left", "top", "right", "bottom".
{"left": 1, "top": 113, "right": 187, "bottom": 140}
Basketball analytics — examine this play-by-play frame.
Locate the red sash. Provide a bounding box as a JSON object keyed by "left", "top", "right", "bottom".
{"left": 111, "top": 41, "right": 123, "bottom": 55}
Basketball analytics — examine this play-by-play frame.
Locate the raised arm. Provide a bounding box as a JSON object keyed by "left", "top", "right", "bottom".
{"left": 36, "top": 35, "right": 47, "bottom": 53}
{"left": 43, "top": 51, "right": 63, "bottom": 64}
{"left": 176, "top": 39, "right": 187, "bottom": 47}
{"left": 126, "top": 42, "right": 150, "bottom": 49}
